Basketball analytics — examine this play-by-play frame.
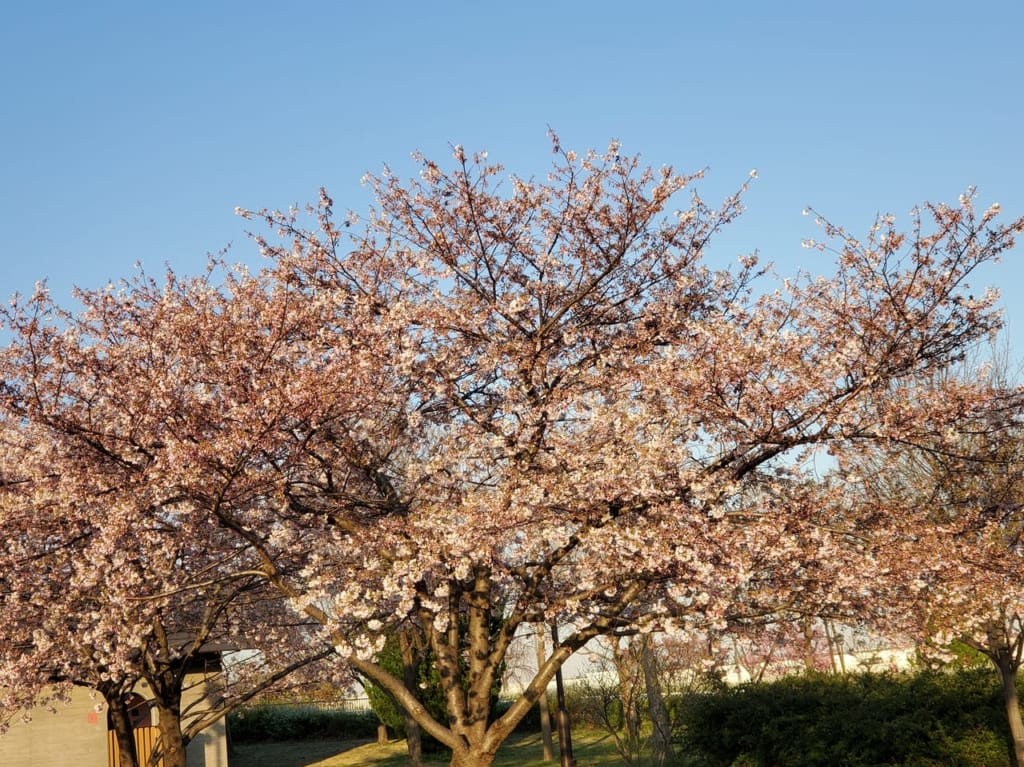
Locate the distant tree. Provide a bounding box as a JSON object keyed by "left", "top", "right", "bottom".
{"left": 578, "top": 635, "right": 677, "bottom": 767}
{"left": 2, "top": 134, "right": 1020, "bottom": 767}
{"left": 837, "top": 351, "right": 1024, "bottom": 764}
{"left": 726, "top": 618, "right": 831, "bottom": 681}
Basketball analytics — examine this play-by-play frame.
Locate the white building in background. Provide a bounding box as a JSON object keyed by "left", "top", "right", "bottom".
{"left": 499, "top": 623, "right": 917, "bottom": 697}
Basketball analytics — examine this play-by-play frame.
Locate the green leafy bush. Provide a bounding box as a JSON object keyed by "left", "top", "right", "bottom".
{"left": 228, "top": 704, "right": 379, "bottom": 742}
{"left": 361, "top": 629, "right": 505, "bottom": 753}
{"left": 362, "top": 633, "right": 449, "bottom": 742}
{"left": 491, "top": 696, "right": 547, "bottom": 733}
{"left": 677, "top": 669, "right": 1011, "bottom": 767}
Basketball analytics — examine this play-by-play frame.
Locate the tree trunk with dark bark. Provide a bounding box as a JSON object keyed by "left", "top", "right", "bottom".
{"left": 400, "top": 630, "right": 426, "bottom": 767}
{"left": 105, "top": 695, "right": 140, "bottom": 767}
{"left": 153, "top": 700, "right": 188, "bottom": 767}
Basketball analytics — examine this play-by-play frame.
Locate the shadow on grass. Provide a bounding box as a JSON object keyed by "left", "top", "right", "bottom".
{"left": 231, "top": 731, "right": 622, "bottom": 767}
{"left": 230, "top": 737, "right": 401, "bottom": 767}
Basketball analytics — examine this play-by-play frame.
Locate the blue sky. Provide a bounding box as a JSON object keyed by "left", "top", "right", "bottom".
{"left": 3, "top": 1, "right": 1023, "bottom": 351}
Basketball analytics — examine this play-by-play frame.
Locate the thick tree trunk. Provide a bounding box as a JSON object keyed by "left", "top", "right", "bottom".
{"left": 535, "top": 624, "right": 555, "bottom": 762}
{"left": 449, "top": 748, "right": 498, "bottom": 767}
{"left": 995, "top": 655, "right": 1024, "bottom": 767}
{"left": 153, "top": 701, "right": 188, "bottom": 767}
{"left": 403, "top": 713, "right": 424, "bottom": 764}
{"left": 640, "top": 636, "right": 674, "bottom": 767}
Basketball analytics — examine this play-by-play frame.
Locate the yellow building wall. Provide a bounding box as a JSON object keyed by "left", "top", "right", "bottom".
{"left": 0, "top": 674, "right": 229, "bottom": 767}
{"left": 0, "top": 686, "right": 109, "bottom": 766}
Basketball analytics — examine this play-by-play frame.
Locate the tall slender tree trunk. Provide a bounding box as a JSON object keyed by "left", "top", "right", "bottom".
{"left": 535, "top": 624, "right": 555, "bottom": 762}
{"left": 551, "top": 623, "right": 577, "bottom": 767}
{"left": 995, "top": 655, "right": 1024, "bottom": 767}
{"left": 399, "top": 630, "right": 425, "bottom": 767}
{"left": 801, "top": 617, "right": 817, "bottom": 672}
{"left": 823, "top": 619, "right": 839, "bottom": 674}
{"left": 640, "top": 636, "right": 674, "bottom": 767}
{"left": 611, "top": 641, "right": 640, "bottom": 745}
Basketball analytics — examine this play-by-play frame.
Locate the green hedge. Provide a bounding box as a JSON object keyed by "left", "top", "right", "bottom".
{"left": 229, "top": 698, "right": 545, "bottom": 746}
{"left": 677, "top": 669, "right": 1012, "bottom": 767}
{"left": 492, "top": 696, "right": 548, "bottom": 733}
{"left": 227, "top": 704, "right": 380, "bottom": 742}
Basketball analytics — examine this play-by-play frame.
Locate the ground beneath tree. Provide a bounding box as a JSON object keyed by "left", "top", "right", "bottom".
{"left": 230, "top": 732, "right": 620, "bottom": 767}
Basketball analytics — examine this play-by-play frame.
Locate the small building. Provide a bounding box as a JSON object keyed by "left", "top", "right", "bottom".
{"left": 0, "top": 670, "right": 229, "bottom": 767}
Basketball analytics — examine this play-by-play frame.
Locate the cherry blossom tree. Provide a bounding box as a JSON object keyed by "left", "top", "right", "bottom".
{"left": 236, "top": 138, "right": 1022, "bottom": 767}
{"left": 839, "top": 359, "right": 1024, "bottom": 764}
{"left": 3, "top": 135, "right": 1021, "bottom": 767}
{"left": 726, "top": 619, "right": 830, "bottom": 680}
{"left": 0, "top": 453, "right": 335, "bottom": 767}
{"left": 0, "top": 281, "right": 340, "bottom": 767}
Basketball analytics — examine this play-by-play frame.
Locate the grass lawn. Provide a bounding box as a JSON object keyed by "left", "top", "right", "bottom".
{"left": 230, "top": 730, "right": 623, "bottom": 767}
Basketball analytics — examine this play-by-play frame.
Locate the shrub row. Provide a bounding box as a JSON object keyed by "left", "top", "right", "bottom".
{"left": 229, "top": 697, "right": 548, "bottom": 745}
{"left": 227, "top": 704, "right": 380, "bottom": 742}
{"left": 677, "top": 668, "right": 1012, "bottom": 767}
{"left": 230, "top": 669, "right": 1013, "bottom": 765}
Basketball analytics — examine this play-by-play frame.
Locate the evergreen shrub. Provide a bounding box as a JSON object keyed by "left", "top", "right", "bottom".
{"left": 677, "top": 668, "right": 1011, "bottom": 767}
{"left": 228, "top": 704, "right": 379, "bottom": 742}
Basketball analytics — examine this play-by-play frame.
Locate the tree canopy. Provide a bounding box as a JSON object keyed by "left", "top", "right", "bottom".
{"left": 2, "top": 136, "right": 1021, "bottom": 767}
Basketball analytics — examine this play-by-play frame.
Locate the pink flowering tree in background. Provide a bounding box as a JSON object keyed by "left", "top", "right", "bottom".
{"left": 727, "top": 619, "right": 834, "bottom": 681}
{"left": 2, "top": 135, "right": 1022, "bottom": 767}
{"left": 716, "top": 473, "right": 918, "bottom": 681}
{"left": 837, "top": 356, "right": 1024, "bottom": 764}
